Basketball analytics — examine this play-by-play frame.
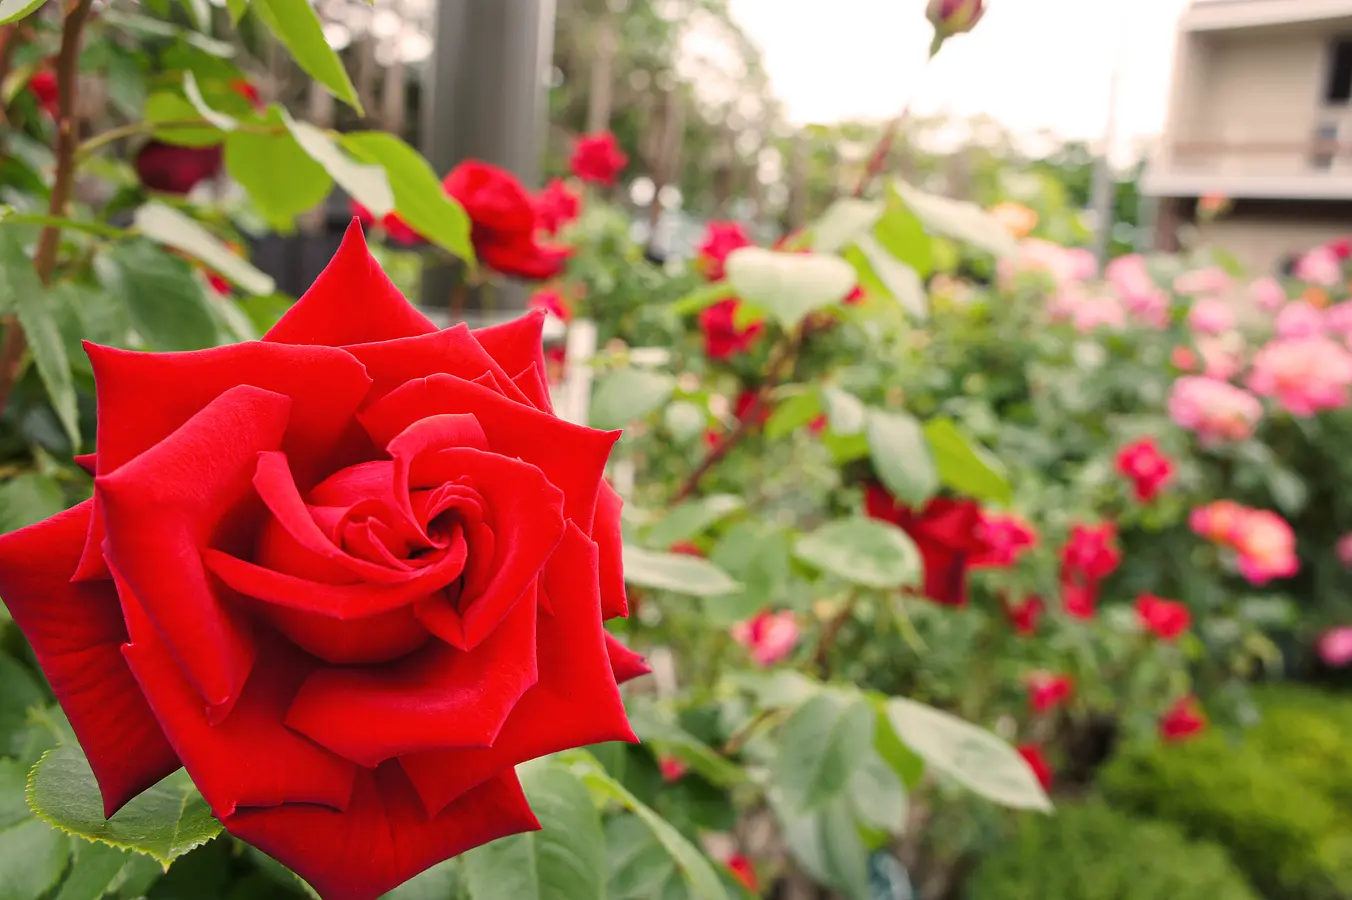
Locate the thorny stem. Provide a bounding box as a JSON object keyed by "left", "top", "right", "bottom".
{"left": 0, "top": 0, "right": 96, "bottom": 422}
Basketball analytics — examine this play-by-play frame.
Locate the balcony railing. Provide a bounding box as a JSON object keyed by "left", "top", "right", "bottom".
{"left": 1166, "top": 136, "right": 1352, "bottom": 177}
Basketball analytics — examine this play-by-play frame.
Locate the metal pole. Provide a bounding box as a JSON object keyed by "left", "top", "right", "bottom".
{"left": 419, "top": 0, "right": 557, "bottom": 321}
{"left": 1092, "top": 9, "right": 1130, "bottom": 272}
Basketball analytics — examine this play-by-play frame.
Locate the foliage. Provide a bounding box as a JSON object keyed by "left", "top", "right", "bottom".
{"left": 965, "top": 801, "right": 1259, "bottom": 900}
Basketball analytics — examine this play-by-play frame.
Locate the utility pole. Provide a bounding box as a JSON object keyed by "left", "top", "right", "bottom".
{"left": 1091, "top": 7, "right": 1131, "bottom": 272}
{"left": 420, "top": 0, "right": 557, "bottom": 320}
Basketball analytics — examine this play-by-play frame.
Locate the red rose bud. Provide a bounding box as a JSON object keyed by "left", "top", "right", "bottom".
{"left": 1115, "top": 437, "right": 1174, "bottom": 503}
{"left": 1160, "top": 696, "right": 1207, "bottom": 742}
{"left": 864, "top": 485, "right": 989, "bottom": 607}
{"left": 0, "top": 222, "right": 642, "bottom": 900}
{"left": 658, "top": 755, "right": 687, "bottom": 782}
{"left": 699, "top": 298, "right": 764, "bottom": 360}
{"left": 1025, "top": 672, "right": 1073, "bottom": 714}
{"left": 570, "top": 131, "right": 628, "bottom": 186}
{"left": 28, "top": 68, "right": 59, "bottom": 118}
{"left": 443, "top": 161, "right": 571, "bottom": 281}
{"left": 1135, "top": 594, "right": 1191, "bottom": 641}
{"left": 927, "top": 0, "right": 986, "bottom": 45}
{"left": 1006, "top": 594, "right": 1043, "bottom": 635}
{"left": 135, "top": 141, "right": 224, "bottom": 195}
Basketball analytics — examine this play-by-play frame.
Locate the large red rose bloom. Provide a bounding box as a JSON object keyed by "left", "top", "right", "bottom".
{"left": 0, "top": 223, "right": 645, "bottom": 900}
{"left": 443, "top": 161, "right": 572, "bottom": 281}
{"left": 864, "top": 485, "right": 991, "bottom": 606}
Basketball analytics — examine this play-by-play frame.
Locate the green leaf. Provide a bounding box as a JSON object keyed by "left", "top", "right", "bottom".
{"left": 225, "top": 0, "right": 247, "bottom": 23}
{"left": 1265, "top": 466, "right": 1307, "bottom": 516}
{"left": 663, "top": 401, "right": 706, "bottom": 443}
{"left": 0, "top": 473, "right": 65, "bottom": 533}
{"left": 224, "top": 110, "right": 332, "bottom": 231}
{"left": 0, "top": 655, "right": 43, "bottom": 758}
{"left": 101, "top": 10, "right": 235, "bottom": 56}
{"left": 765, "top": 390, "right": 822, "bottom": 440}
{"left": 923, "top": 418, "right": 1012, "bottom": 504}
{"left": 855, "top": 234, "right": 927, "bottom": 320}
{"left": 810, "top": 199, "right": 883, "bottom": 254}
{"left": 873, "top": 199, "right": 933, "bottom": 278}
{"left": 795, "top": 518, "right": 921, "bottom": 590}
{"left": 55, "top": 842, "right": 133, "bottom": 900}
{"left": 95, "top": 241, "right": 218, "bottom": 352}
{"left": 670, "top": 282, "right": 734, "bottom": 316}
{"left": 606, "top": 816, "right": 681, "bottom": 900}
{"left": 27, "top": 742, "right": 223, "bottom": 865}
{"left": 821, "top": 387, "right": 867, "bottom": 436}
{"left": 622, "top": 547, "right": 740, "bottom": 597}
{"left": 866, "top": 410, "right": 938, "bottom": 507}
{"left": 774, "top": 693, "right": 875, "bottom": 813}
{"left": 707, "top": 524, "right": 794, "bottom": 625}
{"left": 590, "top": 370, "right": 676, "bottom": 431}
{"left": 462, "top": 763, "right": 605, "bottom": 900}
{"left": 182, "top": 72, "right": 238, "bottom": 132}
{"left": 883, "top": 698, "right": 1052, "bottom": 811}
{"left": 0, "top": 0, "right": 49, "bottom": 26}
{"left": 0, "top": 232, "right": 79, "bottom": 448}
{"left": 105, "top": 48, "right": 146, "bottom": 120}
{"left": 379, "top": 859, "right": 459, "bottom": 900}
{"left": 644, "top": 495, "right": 743, "bottom": 551}
{"left": 144, "top": 92, "right": 222, "bottom": 147}
{"left": 575, "top": 762, "right": 729, "bottom": 900}
{"left": 725, "top": 248, "right": 856, "bottom": 329}
{"left": 281, "top": 110, "right": 394, "bottom": 218}
{"left": 779, "top": 796, "right": 869, "bottom": 900}
{"left": 340, "top": 132, "right": 475, "bottom": 264}
{"left": 252, "top": 0, "right": 362, "bottom": 113}
{"left": 847, "top": 751, "right": 906, "bottom": 834}
{"left": 625, "top": 705, "right": 745, "bottom": 788}
{"left": 132, "top": 204, "right": 276, "bottom": 296}
{"left": 0, "top": 759, "right": 30, "bottom": 829}
{"left": 891, "top": 181, "right": 1017, "bottom": 259}
{"left": 0, "top": 817, "right": 70, "bottom": 900}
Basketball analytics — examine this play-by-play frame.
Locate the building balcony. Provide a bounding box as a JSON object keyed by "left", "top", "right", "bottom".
{"left": 1182, "top": 0, "right": 1352, "bottom": 31}
{"left": 1144, "top": 133, "right": 1352, "bottom": 199}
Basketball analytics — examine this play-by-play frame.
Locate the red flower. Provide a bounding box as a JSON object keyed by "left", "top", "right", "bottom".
{"left": 349, "top": 200, "right": 424, "bottom": 247}
{"left": 0, "top": 223, "right": 644, "bottom": 900}
{"left": 696, "top": 221, "right": 754, "bottom": 282}
{"left": 544, "top": 346, "right": 566, "bottom": 385}
{"left": 807, "top": 414, "right": 828, "bottom": 436}
{"left": 733, "top": 390, "right": 771, "bottom": 427}
{"left": 1329, "top": 237, "right": 1352, "bottom": 261}
{"left": 843, "top": 284, "right": 866, "bottom": 305}
{"left": 1115, "top": 437, "right": 1174, "bottom": 503}
{"left": 865, "top": 485, "right": 989, "bottom": 606}
{"left": 1017, "top": 744, "right": 1053, "bottom": 791}
{"left": 1061, "top": 523, "right": 1121, "bottom": 580}
{"left": 658, "top": 755, "right": 687, "bottom": 782}
{"left": 669, "top": 541, "right": 704, "bottom": 557}
{"left": 726, "top": 854, "right": 759, "bottom": 893}
{"left": 135, "top": 141, "right": 224, "bottom": 195}
{"left": 699, "top": 298, "right": 764, "bottom": 360}
{"left": 28, "top": 68, "right": 59, "bottom": 117}
{"left": 1026, "top": 672, "right": 1073, "bottom": 714}
{"left": 1160, "top": 696, "right": 1206, "bottom": 742}
{"left": 535, "top": 178, "right": 581, "bottom": 235}
{"left": 972, "top": 512, "right": 1037, "bottom": 568}
{"left": 443, "top": 161, "right": 572, "bottom": 281}
{"left": 570, "top": 132, "right": 628, "bottom": 186}
{"left": 230, "top": 79, "right": 264, "bottom": 111}
{"left": 1061, "top": 578, "right": 1098, "bottom": 620}
{"left": 1006, "top": 594, "right": 1043, "bottom": 635}
{"left": 1135, "top": 594, "right": 1190, "bottom": 640}
{"left": 529, "top": 289, "right": 572, "bottom": 323}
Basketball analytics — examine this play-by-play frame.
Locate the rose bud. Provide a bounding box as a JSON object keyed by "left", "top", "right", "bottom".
{"left": 0, "top": 222, "right": 647, "bottom": 900}
{"left": 927, "top": 0, "right": 986, "bottom": 48}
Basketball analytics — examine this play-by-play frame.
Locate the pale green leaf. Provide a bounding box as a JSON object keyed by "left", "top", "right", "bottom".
{"left": 0, "top": 817, "right": 70, "bottom": 900}
{"left": 622, "top": 547, "right": 740, "bottom": 597}
{"left": 252, "top": 0, "right": 362, "bottom": 112}
{"left": 866, "top": 409, "right": 938, "bottom": 507}
{"left": 774, "top": 693, "right": 875, "bottom": 813}
{"left": 94, "top": 241, "right": 218, "bottom": 351}
{"left": 855, "top": 233, "right": 927, "bottom": 320}
{"left": 132, "top": 203, "right": 276, "bottom": 296}
{"left": 891, "top": 181, "right": 1017, "bottom": 259}
{"left": 764, "top": 390, "right": 822, "bottom": 441}
{"left": 55, "top": 842, "right": 133, "bottom": 900}
{"left": 590, "top": 370, "right": 675, "bottom": 431}
{"left": 811, "top": 198, "right": 883, "bottom": 254}
{"left": 794, "top": 518, "right": 921, "bottom": 590}
{"left": 725, "top": 248, "right": 856, "bottom": 329}
{"left": 779, "top": 796, "right": 869, "bottom": 900}
{"left": 182, "top": 72, "right": 237, "bottom": 131}
{"left": 281, "top": 110, "right": 394, "bottom": 218}
{"left": 223, "top": 110, "right": 333, "bottom": 231}
{"left": 821, "top": 387, "right": 867, "bottom": 436}
{"left": 644, "top": 495, "right": 743, "bottom": 551}
{"left": 0, "top": 473, "right": 64, "bottom": 534}
{"left": 0, "top": 0, "right": 49, "bottom": 26}
{"left": 923, "top": 417, "right": 1012, "bottom": 504}
{"left": 144, "top": 92, "right": 222, "bottom": 148}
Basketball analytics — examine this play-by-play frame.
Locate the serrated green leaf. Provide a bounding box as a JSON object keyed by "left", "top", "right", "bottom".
{"left": 0, "top": 0, "right": 48, "bottom": 25}
{"left": 0, "top": 817, "right": 70, "bottom": 900}
{"left": 810, "top": 198, "right": 883, "bottom": 254}
{"left": 883, "top": 698, "right": 1051, "bottom": 811}
{"left": 340, "top": 132, "right": 475, "bottom": 264}
{"left": 923, "top": 417, "right": 1012, "bottom": 504}
{"left": 132, "top": 204, "right": 275, "bottom": 297}
{"left": 462, "top": 763, "right": 605, "bottom": 900}
{"left": 795, "top": 518, "right": 921, "bottom": 590}
{"left": 27, "top": 743, "right": 222, "bottom": 865}
{"left": 725, "top": 248, "right": 856, "bottom": 329}
{"left": 866, "top": 409, "right": 938, "bottom": 507}
{"left": 252, "top": 0, "right": 362, "bottom": 112}
{"left": 224, "top": 109, "right": 332, "bottom": 231}
{"left": 622, "top": 547, "right": 740, "bottom": 597}
{"left": 774, "top": 693, "right": 875, "bottom": 813}
{"left": 95, "top": 240, "right": 218, "bottom": 352}
{"left": 590, "top": 370, "right": 675, "bottom": 431}
{"left": 644, "top": 495, "right": 743, "bottom": 551}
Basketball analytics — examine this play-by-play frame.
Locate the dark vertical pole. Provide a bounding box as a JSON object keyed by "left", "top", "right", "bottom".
{"left": 420, "top": 0, "right": 557, "bottom": 320}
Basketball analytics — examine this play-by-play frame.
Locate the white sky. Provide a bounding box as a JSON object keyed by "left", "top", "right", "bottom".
{"left": 726, "top": 0, "right": 1192, "bottom": 149}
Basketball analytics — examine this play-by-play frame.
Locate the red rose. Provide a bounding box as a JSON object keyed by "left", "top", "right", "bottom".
{"left": 1135, "top": 594, "right": 1190, "bottom": 640}
{"left": 1005, "top": 594, "right": 1043, "bottom": 635}
{"left": 1115, "top": 437, "right": 1174, "bottom": 503}
{"left": 529, "top": 289, "right": 572, "bottom": 323}
{"left": 1061, "top": 577, "right": 1098, "bottom": 620}
{"left": 696, "top": 221, "right": 754, "bottom": 282}
{"left": 699, "top": 298, "right": 764, "bottom": 360}
{"left": 972, "top": 512, "right": 1037, "bottom": 568}
{"left": 535, "top": 178, "right": 581, "bottom": 235}
{"left": 658, "top": 755, "right": 688, "bottom": 782}
{"left": 135, "top": 140, "right": 224, "bottom": 195}
{"left": 349, "top": 200, "right": 424, "bottom": 247}
{"left": 865, "top": 485, "right": 988, "bottom": 606}
{"left": 1026, "top": 672, "right": 1073, "bottom": 714}
{"left": 443, "top": 161, "right": 572, "bottom": 281}
{"left": 1017, "top": 744, "right": 1053, "bottom": 791}
{"left": 28, "top": 68, "right": 59, "bottom": 117}
{"left": 570, "top": 131, "right": 628, "bottom": 186}
{"left": 1060, "top": 523, "right": 1121, "bottom": 580}
{"left": 733, "top": 389, "right": 772, "bottom": 427}
{"left": 1160, "top": 696, "right": 1206, "bottom": 742}
{"left": 0, "top": 223, "right": 646, "bottom": 900}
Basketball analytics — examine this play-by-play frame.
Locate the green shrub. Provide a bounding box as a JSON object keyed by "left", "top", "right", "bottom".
{"left": 965, "top": 801, "right": 1258, "bottom": 900}
{"left": 1099, "top": 685, "right": 1352, "bottom": 900}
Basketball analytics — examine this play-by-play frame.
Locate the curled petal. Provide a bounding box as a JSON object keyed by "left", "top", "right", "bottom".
{"left": 471, "top": 311, "right": 551, "bottom": 411}
{"left": 605, "top": 633, "right": 651, "bottom": 685}
{"left": 0, "top": 501, "right": 179, "bottom": 816}
{"left": 343, "top": 325, "right": 530, "bottom": 409}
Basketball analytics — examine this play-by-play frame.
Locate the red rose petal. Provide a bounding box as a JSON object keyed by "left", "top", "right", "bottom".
{"left": 360, "top": 374, "right": 617, "bottom": 532}
{"left": 343, "top": 324, "right": 530, "bottom": 410}
{"left": 605, "top": 633, "right": 651, "bottom": 684}
{"left": 73, "top": 453, "right": 96, "bottom": 475}
{"left": 0, "top": 501, "right": 179, "bottom": 816}
{"left": 471, "top": 311, "right": 551, "bottom": 410}
{"left": 510, "top": 363, "right": 554, "bottom": 414}
{"left": 265, "top": 221, "right": 436, "bottom": 347}
{"left": 75, "top": 340, "right": 371, "bottom": 582}
{"left": 95, "top": 385, "right": 293, "bottom": 716}
{"left": 593, "top": 482, "right": 629, "bottom": 619}
{"left": 224, "top": 765, "right": 540, "bottom": 900}
{"left": 120, "top": 595, "right": 356, "bottom": 817}
{"left": 399, "top": 523, "right": 637, "bottom": 816}
{"left": 286, "top": 589, "right": 538, "bottom": 766}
